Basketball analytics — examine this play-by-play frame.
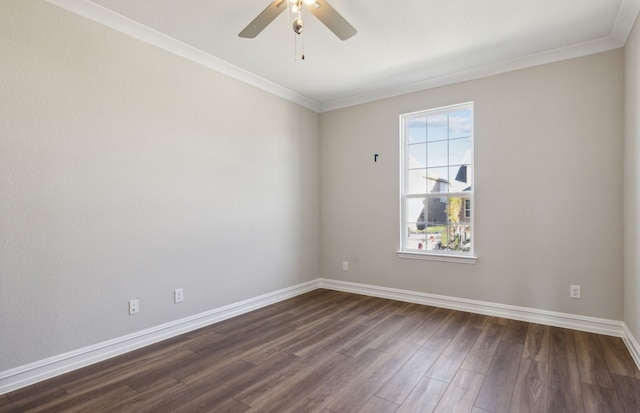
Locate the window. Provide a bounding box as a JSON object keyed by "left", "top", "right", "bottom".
{"left": 398, "top": 103, "right": 476, "bottom": 263}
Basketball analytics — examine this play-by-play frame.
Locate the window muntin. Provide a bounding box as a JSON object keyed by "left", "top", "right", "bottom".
{"left": 400, "top": 103, "right": 474, "bottom": 257}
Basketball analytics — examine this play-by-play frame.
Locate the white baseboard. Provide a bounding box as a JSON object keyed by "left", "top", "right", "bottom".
{"left": 318, "top": 278, "right": 626, "bottom": 337}
{"left": 2, "top": 277, "right": 638, "bottom": 395}
{"left": 0, "top": 279, "right": 319, "bottom": 395}
{"left": 623, "top": 323, "right": 640, "bottom": 369}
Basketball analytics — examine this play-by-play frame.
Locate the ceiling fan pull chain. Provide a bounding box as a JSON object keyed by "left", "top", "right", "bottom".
{"left": 298, "top": 3, "right": 305, "bottom": 60}
{"left": 292, "top": 3, "right": 305, "bottom": 61}
{"left": 294, "top": 29, "right": 305, "bottom": 61}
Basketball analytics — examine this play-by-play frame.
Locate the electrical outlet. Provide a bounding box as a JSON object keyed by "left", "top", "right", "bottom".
{"left": 569, "top": 285, "right": 581, "bottom": 299}
{"left": 342, "top": 261, "right": 349, "bottom": 271}
{"left": 129, "top": 299, "right": 139, "bottom": 315}
{"left": 174, "top": 288, "right": 184, "bottom": 303}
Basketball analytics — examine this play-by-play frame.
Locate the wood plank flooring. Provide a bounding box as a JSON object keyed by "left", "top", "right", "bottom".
{"left": 2, "top": 289, "right": 640, "bottom": 413}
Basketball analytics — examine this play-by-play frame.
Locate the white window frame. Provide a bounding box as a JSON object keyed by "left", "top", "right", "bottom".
{"left": 397, "top": 102, "right": 477, "bottom": 264}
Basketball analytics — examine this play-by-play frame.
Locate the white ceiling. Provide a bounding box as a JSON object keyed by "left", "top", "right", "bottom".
{"left": 47, "top": 0, "right": 640, "bottom": 112}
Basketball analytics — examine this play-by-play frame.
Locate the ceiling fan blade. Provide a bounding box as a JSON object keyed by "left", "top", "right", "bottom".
{"left": 308, "top": 0, "right": 357, "bottom": 40}
{"left": 239, "top": 0, "right": 288, "bottom": 38}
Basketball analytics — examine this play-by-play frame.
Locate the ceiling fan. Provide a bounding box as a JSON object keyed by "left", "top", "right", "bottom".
{"left": 238, "top": 0, "right": 357, "bottom": 41}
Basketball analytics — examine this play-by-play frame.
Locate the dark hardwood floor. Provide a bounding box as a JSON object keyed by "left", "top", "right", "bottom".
{"left": 2, "top": 289, "right": 640, "bottom": 412}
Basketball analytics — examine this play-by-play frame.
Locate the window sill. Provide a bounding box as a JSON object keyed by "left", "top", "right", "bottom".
{"left": 396, "top": 251, "right": 478, "bottom": 265}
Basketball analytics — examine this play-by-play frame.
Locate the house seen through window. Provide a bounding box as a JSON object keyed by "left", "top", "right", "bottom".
{"left": 399, "top": 103, "right": 474, "bottom": 261}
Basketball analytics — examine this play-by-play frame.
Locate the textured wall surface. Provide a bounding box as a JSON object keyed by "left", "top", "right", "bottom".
{"left": 320, "top": 50, "right": 625, "bottom": 320}
{"left": 0, "top": 0, "right": 320, "bottom": 370}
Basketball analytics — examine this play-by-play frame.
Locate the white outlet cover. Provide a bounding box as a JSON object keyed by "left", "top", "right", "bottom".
{"left": 174, "top": 288, "right": 184, "bottom": 303}
{"left": 129, "top": 299, "right": 139, "bottom": 314}
{"left": 569, "top": 285, "right": 581, "bottom": 299}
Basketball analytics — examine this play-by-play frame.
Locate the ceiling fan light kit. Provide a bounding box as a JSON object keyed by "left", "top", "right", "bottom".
{"left": 291, "top": 0, "right": 318, "bottom": 14}
{"left": 238, "top": 0, "right": 357, "bottom": 59}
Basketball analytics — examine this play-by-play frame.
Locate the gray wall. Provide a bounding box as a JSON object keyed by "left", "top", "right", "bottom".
{"left": 625, "top": 15, "right": 640, "bottom": 342}
{"left": 0, "top": 0, "right": 320, "bottom": 370}
{"left": 320, "top": 50, "right": 625, "bottom": 321}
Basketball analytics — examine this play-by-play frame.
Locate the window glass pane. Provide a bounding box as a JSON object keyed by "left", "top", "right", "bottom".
{"left": 407, "top": 198, "right": 425, "bottom": 231}
{"left": 407, "top": 143, "right": 426, "bottom": 167}
{"left": 426, "top": 167, "right": 449, "bottom": 193}
{"left": 425, "top": 197, "right": 447, "bottom": 225}
{"left": 405, "top": 232, "right": 427, "bottom": 250}
{"left": 449, "top": 137, "right": 471, "bottom": 166}
{"left": 441, "top": 223, "right": 472, "bottom": 251}
{"left": 427, "top": 166, "right": 448, "bottom": 181}
{"left": 407, "top": 117, "right": 427, "bottom": 144}
{"left": 406, "top": 197, "right": 427, "bottom": 250}
{"left": 427, "top": 114, "right": 447, "bottom": 142}
{"left": 449, "top": 165, "right": 470, "bottom": 191}
{"left": 425, "top": 224, "right": 447, "bottom": 251}
{"left": 407, "top": 169, "right": 427, "bottom": 194}
{"left": 449, "top": 109, "right": 472, "bottom": 139}
{"left": 427, "top": 140, "right": 448, "bottom": 167}
{"left": 443, "top": 197, "right": 472, "bottom": 251}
